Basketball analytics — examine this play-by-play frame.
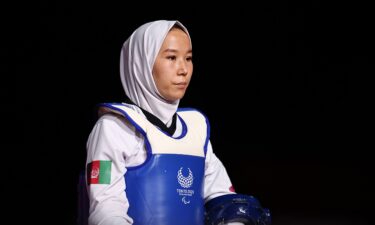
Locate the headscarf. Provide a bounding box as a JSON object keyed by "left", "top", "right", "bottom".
{"left": 120, "top": 20, "right": 191, "bottom": 125}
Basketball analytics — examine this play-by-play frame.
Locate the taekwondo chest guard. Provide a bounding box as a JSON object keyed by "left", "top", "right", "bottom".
{"left": 99, "top": 103, "right": 210, "bottom": 225}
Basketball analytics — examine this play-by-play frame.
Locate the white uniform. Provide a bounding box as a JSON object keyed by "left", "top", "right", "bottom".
{"left": 86, "top": 105, "right": 235, "bottom": 225}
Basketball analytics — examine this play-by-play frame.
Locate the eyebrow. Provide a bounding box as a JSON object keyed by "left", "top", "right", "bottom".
{"left": 163, "top": 48, "right": 192, "bottom": 54}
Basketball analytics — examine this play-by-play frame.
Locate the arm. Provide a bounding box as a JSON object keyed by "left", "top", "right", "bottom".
{"left": 86, "top": 114, "right": 144, "bottom": 225}
{"left": 204, "top": 140, "right": 235, "bottom": 202}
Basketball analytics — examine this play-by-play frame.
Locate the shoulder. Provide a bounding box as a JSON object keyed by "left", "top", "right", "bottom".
{"left": 177, "top": 107, "right": 210, "bottom": 126}
{"left": 98, "top": 102, "right": 145, "bottom": 118}
{"left": 95, "top": 102, "right": 150, "bottom": 136}
{"left": 87, "top": 109, "right": 144, "bottom": 153}
{"left": 97, "top": 113, "right": 128, "bottom": 128}
{"left": 90, "top": 113, "right": 134, "bottom": 139}
{"left": 92, "top": 102, "right": 145, "bottom": 138}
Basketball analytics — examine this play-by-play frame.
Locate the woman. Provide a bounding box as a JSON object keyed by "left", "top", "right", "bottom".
{"left": 84, "top": 20, "right": 270, "bottom": 225}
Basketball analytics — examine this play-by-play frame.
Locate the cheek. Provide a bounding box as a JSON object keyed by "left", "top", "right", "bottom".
{"left": 152, "top": 66, "right": 167, "bottom": 86}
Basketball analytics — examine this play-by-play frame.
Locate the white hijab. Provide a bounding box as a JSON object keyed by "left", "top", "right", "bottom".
{"left": 120, "top": 20, "right": 191, "bottom": 125}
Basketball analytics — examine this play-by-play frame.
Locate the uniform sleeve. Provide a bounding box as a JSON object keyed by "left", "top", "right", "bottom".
{"left": 204, "top": 140, "right": 236, "bottom": 202}
{"left": 86, "top": 114, "right": 145, "bottom": 225}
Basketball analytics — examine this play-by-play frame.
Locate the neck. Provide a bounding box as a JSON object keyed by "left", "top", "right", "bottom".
{"left": 125, "top": 99, "right": 177, "bottom": 135}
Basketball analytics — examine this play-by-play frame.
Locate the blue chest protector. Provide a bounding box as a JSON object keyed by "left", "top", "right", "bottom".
{"left": 100, "top": 103, "right": 210, "bottom": 225}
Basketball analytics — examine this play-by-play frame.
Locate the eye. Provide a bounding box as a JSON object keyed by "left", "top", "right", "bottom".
{"left": 166, "top": 56, "right": 176, "bottom": 60}
{"left": 186, "top": 56, "right": 193, "bottom": 62}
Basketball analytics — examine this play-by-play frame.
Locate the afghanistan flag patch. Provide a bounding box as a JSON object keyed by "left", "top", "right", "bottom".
{"left": 87, "top": 160, "right": 112, "bottom": 184}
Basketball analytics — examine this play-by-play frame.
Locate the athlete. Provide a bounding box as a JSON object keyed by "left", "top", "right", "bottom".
{"left": 81, "top": 20, "right": 271, "bottom": 225}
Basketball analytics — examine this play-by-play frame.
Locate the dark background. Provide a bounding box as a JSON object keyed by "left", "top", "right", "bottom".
{"left": 3, "top": 1, "right": 371, "bottom": 225}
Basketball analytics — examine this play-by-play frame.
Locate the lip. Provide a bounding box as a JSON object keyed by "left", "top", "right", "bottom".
{"left": 174, "top": 82, "right": 187, "bottom": 88}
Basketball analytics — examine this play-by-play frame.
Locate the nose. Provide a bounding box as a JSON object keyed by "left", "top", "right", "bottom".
{"left": 177, "top": 60, "right": 188, "bottom": 76}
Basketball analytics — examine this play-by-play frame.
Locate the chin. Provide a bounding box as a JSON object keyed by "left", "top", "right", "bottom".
{"left": 165, "top": 95, "right": 184, "bottom": 103}
{"left": 165, "top": 99, "right": 179, "bottom": 104}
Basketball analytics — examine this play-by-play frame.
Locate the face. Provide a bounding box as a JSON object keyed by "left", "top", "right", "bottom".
{"left": 152, "top": 27, "right": 193, "bottom": 102}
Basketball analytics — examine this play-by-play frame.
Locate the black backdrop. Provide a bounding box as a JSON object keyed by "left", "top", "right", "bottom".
{"left": 3, "top": 1, "right": 371, "bottom": 225}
